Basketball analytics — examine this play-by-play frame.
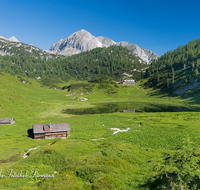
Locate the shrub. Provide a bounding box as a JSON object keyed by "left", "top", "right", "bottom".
{"left": 76, "top": 165, "right": 111, "bottom": 181}
{"left": 62, "top": 83, "right": 94, "bottom": 92}
{"left": 151, "top": 137, "right": 200, "bottom": 190}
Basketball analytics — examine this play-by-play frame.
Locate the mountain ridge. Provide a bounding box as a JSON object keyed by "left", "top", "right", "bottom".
{"left": 0, "top": 34, "right": 61, "bottom": 59}
{"left": 48, "top": 29, "right": 159, "bottom": 64}
{"left": 0, "top": 30, "right": 158, "bottom": 63}
{"left": 0, "top": 35, "right": 19, "bottom": 42}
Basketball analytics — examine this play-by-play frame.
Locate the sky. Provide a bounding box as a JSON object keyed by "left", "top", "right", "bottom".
{"left": 1, "top": 0, "right": 200, "bottom": 56}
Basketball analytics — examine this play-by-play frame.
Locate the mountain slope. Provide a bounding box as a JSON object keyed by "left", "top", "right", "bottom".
{"left": 48, "top": 29, "right": 159, "bottom": 64}
{"left": 0, "top": 35, "right": 62, "bottom": 59}
{"left": 145, "top": 38, "right": 200, "bottom": 99}
{"left": 48, "top": 29, "right": 102, "bottom": 56}
{"left": 51, "top": 45, "right": 148, "bottom": 81}
{"left": 0, "top": 46, "right": 147, "bottom": 82}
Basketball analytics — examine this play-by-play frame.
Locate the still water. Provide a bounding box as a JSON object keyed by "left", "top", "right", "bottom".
{"left": 62, "top": 101, "right": 198, "bottom": 115}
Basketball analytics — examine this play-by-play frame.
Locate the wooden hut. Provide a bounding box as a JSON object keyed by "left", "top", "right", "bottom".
{"left": 0, "top": 118, "right": 15, "bottom": 124}
{"left": 119, "top": 80, "right": 135, "bottom": 85}
{"left": 33, "top": 122, "right": 70, "bottom": 139}
{"left": 120, "top": 109, "right": 135, "bottom": 113}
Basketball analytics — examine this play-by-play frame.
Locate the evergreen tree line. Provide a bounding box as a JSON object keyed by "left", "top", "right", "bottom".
{"left": 146, "top": 38, "right": 200, "bottom": 88}
{"left": 0, "top": 46, "right": 147, "bottom": 83}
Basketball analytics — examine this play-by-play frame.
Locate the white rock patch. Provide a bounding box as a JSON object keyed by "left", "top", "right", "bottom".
{"left": 110, "top": 128, "right": 131, "bottom": 135}
{"left": 23, "top": 146, "right": 40, "bottom": 158}
{"left": 78, "top": 97, "right": 88, "bottom": 101}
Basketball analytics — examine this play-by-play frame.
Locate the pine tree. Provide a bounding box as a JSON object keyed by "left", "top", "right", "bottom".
{"left": 172, "top": 67, "right": 174, "bottom": 85}
{"left": 195, "top": 68, "right": 199, "bottom": 77}
{"left": 167, "top": 78, "right": 169, "bottom": 88}
{"left": 156, "top": 68, "right": 159, "bottom": 83}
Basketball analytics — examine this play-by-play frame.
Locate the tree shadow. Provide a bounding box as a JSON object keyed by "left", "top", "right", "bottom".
{"left": 143, "top": 76, "right": 200, "bottom": 105}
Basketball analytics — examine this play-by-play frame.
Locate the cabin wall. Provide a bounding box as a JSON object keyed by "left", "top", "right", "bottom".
{"left": 34, "top": 132, "right": 68, "bottom": 139}
{"left": 34, "top": 133, "right": 45, "bottom": 139}
{"left": 45, "top": 132, "right": 67, "bottom": 139}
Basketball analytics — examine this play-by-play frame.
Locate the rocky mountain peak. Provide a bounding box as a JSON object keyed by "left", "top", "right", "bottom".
{"left": 49, "top": 29, "right": 159, "bottom": 64}
{"left": 9, "top": 36, "right": 19, "bottom": 42}
{"left": 0, "top": 35, "right": 19, "bottom": 42}
{"left": 49, "top": 29, "right": 102, "bottom": 56}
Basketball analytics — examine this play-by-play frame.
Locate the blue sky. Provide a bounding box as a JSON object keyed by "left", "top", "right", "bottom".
{"left": 1, "top": 0, "right": 200, "bottom": 56}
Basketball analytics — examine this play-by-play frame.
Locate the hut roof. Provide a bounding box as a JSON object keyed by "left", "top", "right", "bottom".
{"left": 0, "top": 118, "right": 15, "bottom": 124}
{"left": 123, "top": 80, "right": 135, "bottom": 82}
{"left": 33, "top": 123, "right": 70, "bottom": 134}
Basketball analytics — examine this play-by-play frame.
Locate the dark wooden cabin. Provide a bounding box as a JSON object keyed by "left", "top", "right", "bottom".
{"left": 0, "top": 118, "right": 15, "bottom": 124}
{"left": 33, "top": 122, "right": 70, "bottom": 139}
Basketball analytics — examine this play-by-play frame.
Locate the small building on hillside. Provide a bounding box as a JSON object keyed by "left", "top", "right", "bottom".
{"left": 33, "top": 122, "right": 71, "bottom": 139}
{"left": 0, "top": 118, "right": 16, "bottom": 124}
{"left": 119, "top": 109, "right": 135, "bottom": 113}
{"left": 119, "top": 80, "right": 135, "bottom": 85}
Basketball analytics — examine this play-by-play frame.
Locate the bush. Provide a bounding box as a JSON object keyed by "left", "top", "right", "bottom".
{"left": 62, "top": 83, "right": 94, "bottom": 92}
{"left": 40, "top": 77, "right": 62, "bottom": 87}
{"left": 92, "top": 175, "right": 124, "bottom": 189}
{"left": 88, "top": 76, "right": 110, "bottom": 83}
{"left": 76, "top": 165, "right": 111, "bottom": 182}
{"left": 150, "top": 137, "right": 200, "bottom": 190}
{"left": 107, "top": 87, "right": 118, "bottom": 94}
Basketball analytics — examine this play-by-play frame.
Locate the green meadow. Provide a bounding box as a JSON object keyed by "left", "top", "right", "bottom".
{"left": 1, "top": 73, "right": 200, "bottom": 189}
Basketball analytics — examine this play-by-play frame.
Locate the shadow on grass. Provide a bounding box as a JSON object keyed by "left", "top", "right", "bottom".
{"left": 143, "top": 78, "right": 200, "bottom": 105}
{"left": 27, "top": 129, "right": 34, "bottom": 139}
{"left": 141, "top": 173, "right": 200, "bottom": 190}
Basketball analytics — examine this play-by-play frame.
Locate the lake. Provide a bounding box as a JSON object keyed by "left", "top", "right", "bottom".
{"left": 62, "top": 101, "right": 199, "bottom": 115}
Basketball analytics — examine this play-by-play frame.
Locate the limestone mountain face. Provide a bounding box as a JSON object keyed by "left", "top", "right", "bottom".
{"left": 9, "top": 36, "right": 19, "bottom": 42}
{"left": 117, "top": 42, "right": 158, "bottom": 64}
{"left": 96, "top": 36, "right": 116, "bottom": 47}
{"left": 48, "top": 29, "right": 159, "bottom": 64}
{"left": 48, "top": 29, "right": 102, "bottom": 56}
{"left": 0, "top": 35, "right": 61, "bottom": 59}
{"left": 0, "top": 35, "right": 19, "bottom": 43}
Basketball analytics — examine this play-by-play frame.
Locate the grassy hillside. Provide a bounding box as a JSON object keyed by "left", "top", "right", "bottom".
{"left": 1, "top": 73, "right": 200, "bottom": 189}
{"left": 145, "top": 38, "right": 200, "bottom": 102}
